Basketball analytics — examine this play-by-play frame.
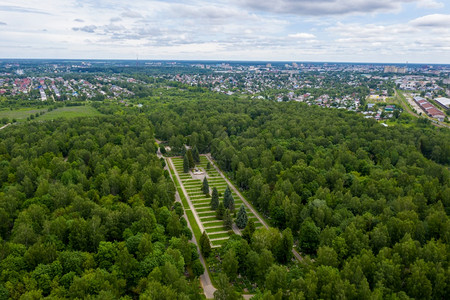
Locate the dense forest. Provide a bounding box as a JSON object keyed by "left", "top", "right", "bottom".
{"left": 148, "top": 98, "right": 450, "bottom": 299}
{"left": 1, "top": 93, "right": 450, "bottom": 299}
{"left": 0, "top": 116, "right": 204, "bottom": 299}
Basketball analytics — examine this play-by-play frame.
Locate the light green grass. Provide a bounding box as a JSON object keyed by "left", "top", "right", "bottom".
{"left": 197, "top": 208, "right": 214, "bottom": 213}
{"left": 0, "top": 107, "right": 47, "bottom": 122}
{"left": 198, "top": 211, "right": 217, "bottom": 218}
{"left": 208, "top": 232, "right": 230, "bottom": 239}
{"left": 39, "top": 106, "right": 101, "bottom": 120}
{"left": 211, "top": 239, "right": 228, "bottom": 246}
{"left": 203, "top": 221, "right": 224, "bottom": 227}
{"left": 206, "top": 227, "right": 227, "bottom": 234}
{"left": 200, "top": 216, "right": 218, "bottom": 222}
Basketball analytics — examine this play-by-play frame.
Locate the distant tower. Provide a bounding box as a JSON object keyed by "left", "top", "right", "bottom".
{"left": 136, "top": 54, "right": 139, "bottom": 67}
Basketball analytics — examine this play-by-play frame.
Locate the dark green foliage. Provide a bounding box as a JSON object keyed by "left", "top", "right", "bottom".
{"left": 183, "top": 154, "right": 189, "bottom": 173}
{"left": 242, "top": 219, "right": 256, "bottom": 243}
{"left": 210, "top": 187, "right": 219, "bottom": 210}
{"left": 192, "top": 259, "right": 204, "bottom": 277}
{"left": 216, "top": 202, "right": 225, "bottom": 220}
{"left": 200, "top": 231, "right": 211, "bottom": 258}
{"left": 235, "top": 205, "right": 248, "bottom": 229}
{"left": 192, "top": 146, "right": 200, "bottom": 163}
{"left": 214, "top": 273, "right": 240, "bottom": 300}
{"left": 223, "top": 186, "right": 234, "bottom": 211}
{"left": 0, "top": 116, "right": 200, "bottom": 299}
{"left": 222, "top": 249, "right": 238, "bottom": 281}
{"left": 202, "top": 177, "right": 209, "bottom": 194}
{"left": 276, "top": 228, "right": 293, "bottom": 264}
{"left": 186, "top": 149, "right": 195, "bottom": 168}
{"left": 223, "top": 209, "right": 233, "bottom": 230}
{"left": 298, "top": 220, "right": 320, "bottom": 254}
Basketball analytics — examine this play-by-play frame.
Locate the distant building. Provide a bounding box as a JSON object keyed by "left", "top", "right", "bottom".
{"left": 384, "top": 66, "right": 407, "bottom": 74}
{"left": 414, "top": 96, "right": 446, "bottom": 121}
{"left": 435, "top": 97, "right": 450, "bottom": 110}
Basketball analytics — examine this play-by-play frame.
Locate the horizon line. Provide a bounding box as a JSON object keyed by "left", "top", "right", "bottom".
{"left": 0, "top": 58, "right": 448, "bottom": 66}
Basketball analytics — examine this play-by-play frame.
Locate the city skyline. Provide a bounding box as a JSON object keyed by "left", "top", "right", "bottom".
{"left": 1, "top": 0, "right": 450, "bottom": 64}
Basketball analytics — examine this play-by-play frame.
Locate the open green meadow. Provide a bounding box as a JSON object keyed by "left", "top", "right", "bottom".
{"left": 0, "top": 105, "right": 101, "bottom": 122}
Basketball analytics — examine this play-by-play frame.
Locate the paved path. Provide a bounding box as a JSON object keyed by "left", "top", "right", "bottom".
{"left": 168, "top": 157, "right": 206, "bottom": 234}
{"left": 205, "top": 154, "right": 304, "bottom": 262}
{"left": 160, "top": 149, "right": 216, "bottom": 299}
{"left": 0, "top": 123, "right": 10, "bottom": 130}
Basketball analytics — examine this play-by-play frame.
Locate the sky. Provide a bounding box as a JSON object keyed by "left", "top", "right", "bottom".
{"left": 1, "top": 0, "right": 450, "bottom": 63}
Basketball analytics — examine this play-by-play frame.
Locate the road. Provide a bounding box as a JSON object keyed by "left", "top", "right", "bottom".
{"left": 0, "top": 123, "right": 11, "bottom": 130}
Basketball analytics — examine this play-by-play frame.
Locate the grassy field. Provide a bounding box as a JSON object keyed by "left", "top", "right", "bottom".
{"left": 39, "top": 106, "right": 101, "bottom": 120}
{"left": 0, "top": 107, "right": 48, "bottom": 122}
{"left": 0, "top": 105, "right": 101, "bottom": 122}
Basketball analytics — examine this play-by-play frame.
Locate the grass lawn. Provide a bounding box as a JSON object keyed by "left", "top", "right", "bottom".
{"left": 0, "top": 105, "right": 102, "bottom": 123}
{"left": 0, "top": 107, "right": 48, "bottom": 122}
{"left": 39, "top": 106, "right": 101, "bottom": 120}
{"left": 186, "top": 209, "right": 202, "bottom": 241}
{"left": 208, "top": 232, "right": 231, "bottom": 239}
{"left": 198, "top": 211, "right": 217, "bottom": 218}
{"left": 211, "top": 239, "right": 228, "bottom": 247}
{"left": 200, "top": 217, "right": 218, "bottom": 222}
{"left": 205, "top": 227, "right": 227, "bottom": 234}
{"left": 203, "top": 221, "right": 224, "bottom": 228}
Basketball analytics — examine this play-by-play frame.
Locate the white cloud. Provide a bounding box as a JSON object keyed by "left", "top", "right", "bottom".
{"left": 417, "top": 0, "right": 445, "bottom": 9}
{"left": 409, "top": 14, "right": 450, "bottom": 27}
{"left": 237, "top": 0, "right": 421, "bottom": 16}
{"left": 288, "top": 33, "right": 316, "bottom": 39}
{"left": 0, "top": 0, "right": 448, "bottom": 62}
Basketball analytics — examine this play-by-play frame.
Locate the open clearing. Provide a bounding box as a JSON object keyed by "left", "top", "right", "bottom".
{"left": 0, "top": 105, "right": 101, "bottom": 122}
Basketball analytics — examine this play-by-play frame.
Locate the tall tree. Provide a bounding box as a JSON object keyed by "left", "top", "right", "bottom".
{"left": 183, "top": 154, "right": 189, "bottom": 173}
{"left": 235, "top": 205, "right": 248, "bottom": 229}
{"left": 276, "top": 228, "right": 293, "bottom": 264}
{"left": 192, "top": 146, "right": 200, "bottom": 163}
{"left": 242, "top": 219, "right": 256, "bottom": 243}
{"left": 299, "top": 219, "right": 320, "bottom": 254}
{"left": 210, "top": 187, "right": 219, "bottom": 210}
{"left": 214, "top": 273, "right": 240, "bottom": 300}
{"left": 223, "top": 209, "right": 233, "bottom": 230}
{"left": 223, "top": 186, "right": 235, "bottom": 211}
{"left": 216, "top": 202, "right": 225, "bottom": 220}
{"left": 202, "top": 177, "right": 209, "bottom": 195}
{"left": 186, "top": 149, "right": 195, "bottom": 168}
{"left": 222, "top": 249, "right": 238, "bottom": 281}
{"left": 200, "top": 231, "right": 211, "bottom": 258}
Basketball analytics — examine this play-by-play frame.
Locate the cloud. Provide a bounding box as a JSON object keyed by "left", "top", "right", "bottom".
{"left": 72, "top": 25, "right": 98, "bottom": 33}
{"left": 74, "top": 18, "right": 85, "bottom": 22}
{"left": 237, "top": 0, "right": 420, "bottom": 16}
{"left": 326, "top": 16, "right": 450, "bottom": 60}
{"left": 410, "top": 14, "right": 450, "bottom": 27}
{"left": 288, "top": 33, "right": 316, "bottom": 39}
{"left": 0, "top": 5, "right": 51, "bottom": 15}
{"left": 121, "top": 10, "right": 143, "bottom": 18}
{"left": 110, "top": 17, "right": 122, "bottom": 22}
{"left": 0, "top": 21, "right": 6, "bottom": 26}
{"left": 417, "top": 0, "right": 445, "bottom": 9}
